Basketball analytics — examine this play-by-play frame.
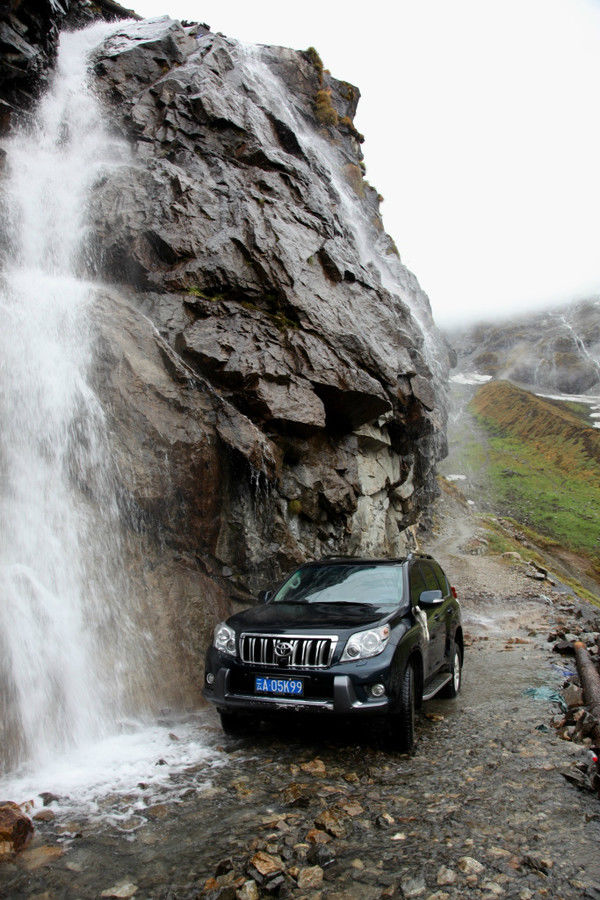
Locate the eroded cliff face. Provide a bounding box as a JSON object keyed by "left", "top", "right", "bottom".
{"left": 1, "top": 14, "right": 451, "bottom": 707}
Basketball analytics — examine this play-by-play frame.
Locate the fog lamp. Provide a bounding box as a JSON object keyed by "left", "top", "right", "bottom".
{"left": 370, "top": 683, "right": 386, "bottom": 698}
{"left": 206, "top": 672, "right": 215, "bottom": 685}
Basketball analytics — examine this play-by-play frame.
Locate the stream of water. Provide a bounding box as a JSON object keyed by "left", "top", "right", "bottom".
{"left": 0, "top": 23, "right": 148, "bottom": 777}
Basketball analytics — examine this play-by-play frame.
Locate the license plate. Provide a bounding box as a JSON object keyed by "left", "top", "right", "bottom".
{"left": 255, "top": 676, "right": 304, "bottom": 696}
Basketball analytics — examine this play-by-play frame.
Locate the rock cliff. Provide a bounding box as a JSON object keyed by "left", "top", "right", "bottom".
{"left": 1, "top": 14, "right": 451, "bottom": 705}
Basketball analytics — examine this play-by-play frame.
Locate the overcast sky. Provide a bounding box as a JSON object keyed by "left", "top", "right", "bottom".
{"left": 131, "top": 0, "right": 600, "bottom": 326}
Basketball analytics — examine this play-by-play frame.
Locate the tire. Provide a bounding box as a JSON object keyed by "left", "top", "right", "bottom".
{"left": 219, "top": 711, "right": 256, "bottom": 736}
{"left": 440, "top": 646, "right": 462, "bottom": 698}
{"left": 386, "top": 661, "right": 416, "bottom": 753}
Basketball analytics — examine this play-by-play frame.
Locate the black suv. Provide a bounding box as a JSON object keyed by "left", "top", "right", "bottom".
{"left": 204, "top": 554, "right": 463, "bottom": 751}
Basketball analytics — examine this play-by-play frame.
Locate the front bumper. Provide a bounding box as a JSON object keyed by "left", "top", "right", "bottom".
{"left": 204, "top": 665, "right": 390, "bottom": 715}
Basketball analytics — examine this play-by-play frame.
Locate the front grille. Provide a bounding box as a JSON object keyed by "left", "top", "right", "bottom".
{"left": 239, "top": 633, "right": 337, "bottom": 669}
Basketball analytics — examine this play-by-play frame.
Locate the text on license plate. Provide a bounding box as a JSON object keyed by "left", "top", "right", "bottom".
{"left": 255, "top": 676, "right": 304, "bottom": 696}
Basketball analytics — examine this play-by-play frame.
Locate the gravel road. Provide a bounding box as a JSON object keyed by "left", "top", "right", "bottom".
{"left": 2, "top": 511, "right": 600, "bottom": 899}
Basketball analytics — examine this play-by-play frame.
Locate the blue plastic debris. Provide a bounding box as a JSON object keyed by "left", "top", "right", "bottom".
{"left": 550, "top": 663, "right": 576, "bottom": 678}
{"left": 523, "top": 686, "right": 567, "bottom": 711}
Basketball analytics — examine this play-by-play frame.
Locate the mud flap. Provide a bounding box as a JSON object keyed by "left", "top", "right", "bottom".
{"left": 414, "top": 605, "right": 430, "bottom": 643}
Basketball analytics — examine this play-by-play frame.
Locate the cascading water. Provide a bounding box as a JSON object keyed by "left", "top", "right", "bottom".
{"left": 0, "top": 22, "right": 148, "bottom": 773}
{"left": 238, "top": 43, "right": 445, "bottom": 378}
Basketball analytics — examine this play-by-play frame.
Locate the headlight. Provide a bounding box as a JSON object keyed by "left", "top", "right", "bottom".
{"left": 341, "top": 625, "right": 390, "bottom": 661}
{"left": 213, "top": 622, "right": 236, "bottom": 656}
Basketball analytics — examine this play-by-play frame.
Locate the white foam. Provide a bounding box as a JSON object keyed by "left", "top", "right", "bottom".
{"left": 0, "top": 717, "right": 223, "bottom": 821}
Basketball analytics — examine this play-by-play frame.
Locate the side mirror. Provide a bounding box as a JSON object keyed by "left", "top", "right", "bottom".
{"left": 419, "top": 589, "right": 443, "bottom": 606}
{"left": 257, "top": 589, "right": 272, "bottom": 604}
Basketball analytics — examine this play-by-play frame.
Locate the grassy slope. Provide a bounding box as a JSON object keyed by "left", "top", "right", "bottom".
{"left": 469, "top": 381, "right": 600, "bottom": 580}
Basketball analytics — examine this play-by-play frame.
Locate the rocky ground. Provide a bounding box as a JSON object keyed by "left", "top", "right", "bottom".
{"left": 2, "top": 506, "right": 600, "bottom": 900}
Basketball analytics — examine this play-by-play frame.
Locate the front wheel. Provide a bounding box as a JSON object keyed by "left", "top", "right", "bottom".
{"left": 386, "top": 662, "right": 416, "bottom": 753}
{"left": 440, "top": 647, "right": 462, "bottom": 698}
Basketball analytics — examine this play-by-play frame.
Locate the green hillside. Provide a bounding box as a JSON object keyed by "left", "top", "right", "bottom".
{"left": 469, "top": 381, "right": 600, "bottom": 579}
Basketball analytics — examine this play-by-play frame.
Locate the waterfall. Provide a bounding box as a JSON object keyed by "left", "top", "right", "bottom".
{"left": 238, "top": 43, "right": 444, "bottom": 378}
{"left": 0, "top": 22, "right": 144, "bottom": 773}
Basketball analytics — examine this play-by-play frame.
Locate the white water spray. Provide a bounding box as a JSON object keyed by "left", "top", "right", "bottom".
{"left": 0, "top": 22, "right": 145, "bottom": 773}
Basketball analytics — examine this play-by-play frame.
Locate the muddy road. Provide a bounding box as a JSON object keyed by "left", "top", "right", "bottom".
{"left": 2, "top": 524, "right": 600, "bottom": 899}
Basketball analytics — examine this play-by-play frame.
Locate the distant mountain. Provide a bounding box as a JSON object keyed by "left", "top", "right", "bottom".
{"left": 446, "top": 298, "right": 600, "bottom": 394}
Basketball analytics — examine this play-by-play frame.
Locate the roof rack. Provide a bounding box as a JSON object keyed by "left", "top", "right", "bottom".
{"left": 317, "top": 555, "right": 409, "bottom": 564}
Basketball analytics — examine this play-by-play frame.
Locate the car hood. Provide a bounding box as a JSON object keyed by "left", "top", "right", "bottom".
{"left": 228, "top": 601, "right": 397, "bottom": 632}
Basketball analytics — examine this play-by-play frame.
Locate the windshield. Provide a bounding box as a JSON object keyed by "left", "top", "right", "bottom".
{"left": 272, "top": 564, "right": 404, "bottom": 607}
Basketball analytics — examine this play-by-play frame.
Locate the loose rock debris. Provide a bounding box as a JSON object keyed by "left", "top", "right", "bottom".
{"left": 3, "top": 592, "right": 600, "bottom": 898}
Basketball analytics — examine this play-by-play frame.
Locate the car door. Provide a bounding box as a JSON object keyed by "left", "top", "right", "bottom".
{"left": 430, "top": 559, "right": 456, "bottom": 667}
{"left": 418, "top": 562, "right": 447, "bottom": 675}
{"left": 408, "top": 562, "right": 437, "bottom": 680}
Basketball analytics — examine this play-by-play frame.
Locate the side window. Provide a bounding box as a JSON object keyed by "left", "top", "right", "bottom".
{"left": 430, "top": 561, "right": 449, "bottom": 596}
{"left": 420, "top": 562, "right": 442, "bottom": 594}
{"left": 409, "top": 565, "right": 426, "bottom": 606}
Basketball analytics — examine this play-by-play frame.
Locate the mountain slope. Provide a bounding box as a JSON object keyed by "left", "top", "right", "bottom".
{"left": 442, "top": 380, "right": 600, "bottom": 589}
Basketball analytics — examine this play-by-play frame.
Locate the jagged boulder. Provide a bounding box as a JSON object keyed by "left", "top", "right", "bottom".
{"left": 84, "top": 18, "right": 450, "bottom": 608}
{"left": 84, "top": 18, "right": 450, "bottom": 613}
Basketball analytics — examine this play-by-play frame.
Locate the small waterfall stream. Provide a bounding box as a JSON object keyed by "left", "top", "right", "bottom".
{"left": 0, "top": 22, "right": 142, "bottom": 773}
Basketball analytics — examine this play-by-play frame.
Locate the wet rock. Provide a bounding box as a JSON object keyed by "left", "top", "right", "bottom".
{"left": 281, "top": 783, "right": 313, "bottom": 807}
{"left": 100, "top": 881, "right": 138, "bottom": 899}
{"left": 401, "top": 874, "right": 427, "bottom": 897}
{"left": 300, "top": 759, "right": 326, "bottom": 776}
{"left": 247, "top": 850, "right": 284, "bottom": 882}
{"left": 314, "top": 807, "right": 347, "bottom": 838}
{"left": 375, "top": 812, "right": 395, "bottom": 828}
{"left": 481, "top": 882, "right": 505, "bottom": 896}
{"left": 340, "top": 800, "right": 364, "bottom": 817}
{"left": 38, "top": 792, "right": 60, "bottom": 806}
{"left": 563, "top": 684, "right": 584, "bottom": 708}
{"left": 297, "top": 865, "right": 324, "bottom": 890}
{"left": 32, "top": 809, "right": 55, "bottom": 823}
{"left": 236, "top": 882, "right": 259, "bottom": 900}
{"left": 306, "top": 843, "right": 336, "bottom": 868}
{"left": 457, "top": 857, "right": 484, "bottom": 875}
{"left": 436, "top": 865, "right": 457, "bottom": 886}
{"left": 523, "top": 853, "right": 553, "bottom": 874}
{"left": 20, "top": 845, "right": 64, "bottom": 870}
{"left": 0, "top": 802, "right": 34, "bottom": 856}
{"left": 306, "top": 828, "right": 331, "bottom": 844}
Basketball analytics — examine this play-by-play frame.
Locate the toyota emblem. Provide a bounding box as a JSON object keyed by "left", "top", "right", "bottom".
{"left": 274, "top": 640, "right": 293, "bottom": 658}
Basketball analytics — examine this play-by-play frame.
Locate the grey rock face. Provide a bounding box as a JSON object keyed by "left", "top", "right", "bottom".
{"left": 85, "top": 17, "right": 450, "bottom": 616}
{"left": 447, "top": 298, "right": 600, "bottom": 394}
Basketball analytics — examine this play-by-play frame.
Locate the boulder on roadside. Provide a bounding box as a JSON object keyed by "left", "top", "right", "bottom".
{"left": 0, "top": 802, "right": 34, "bottom": 857}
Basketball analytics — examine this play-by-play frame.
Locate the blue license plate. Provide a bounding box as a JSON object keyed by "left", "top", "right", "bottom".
{"left": 255, "top": 675, "right": 304, "bottom": 696}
